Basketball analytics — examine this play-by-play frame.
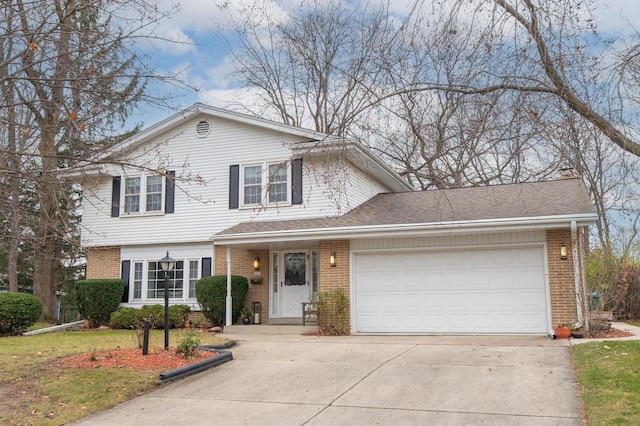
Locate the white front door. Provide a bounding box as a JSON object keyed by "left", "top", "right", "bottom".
{"left": 270, "top": 250, "right": 318, "bottom": 319}
{"left": 280, "top": 251, "right": 310, "bottom": 317}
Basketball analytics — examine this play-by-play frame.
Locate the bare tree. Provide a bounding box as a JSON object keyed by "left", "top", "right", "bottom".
{"left": 407, "top": 0, "right": 640, "bottom": 158}
{"left": 217, "top": 0, "right": 394, "bottom": 136}
{"left": 0, "top": 0, "right": 184, "bottom": 317}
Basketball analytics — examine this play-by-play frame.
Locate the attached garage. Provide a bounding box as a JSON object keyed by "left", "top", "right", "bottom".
{"left": 216, "top": 178, "right": 597, "bottom": 334}
{"left": 353, "top": 246, "right": 549, "bottom": 334}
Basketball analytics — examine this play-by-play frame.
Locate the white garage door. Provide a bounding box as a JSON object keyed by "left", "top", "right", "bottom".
{"left": 354, "top": 247, "right": 548, "bottom": 334}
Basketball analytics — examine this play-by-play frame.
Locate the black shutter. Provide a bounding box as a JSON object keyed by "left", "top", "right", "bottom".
{"left": 111, "top": 176, "right": 121, "bottom": 217}
{"left": 291, "top": 158, "right": 303, "bottom": 205}
{"left": 165, "top": 171, "right": 175, "bottom": 214}
{"left": 201, "top": 257, "right": 212, "bottom": 278}
{"left": 120, "top": 260, "right": 130, "bottom": 303}
{"left": 229, "top": 164, "right": 239, "bottom": 209}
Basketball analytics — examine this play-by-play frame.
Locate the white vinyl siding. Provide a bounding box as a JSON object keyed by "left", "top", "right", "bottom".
{"left": 81, "top": 116, "right": 394, "bottom": 247}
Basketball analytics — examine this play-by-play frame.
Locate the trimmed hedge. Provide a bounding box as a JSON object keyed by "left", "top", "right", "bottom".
{"left": 0, "top": 292, "right": 43, "bottom": 336}
{"left": 196, "top": 275, "right": 248, "bottom": 326}
{"left": 75, "top": 279, "right": 125, "bottom": 327}
{"left": 109, "top": 304, "right": 191, "bottom": 329}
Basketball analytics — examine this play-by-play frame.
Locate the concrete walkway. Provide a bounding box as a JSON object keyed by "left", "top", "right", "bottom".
{"left": 74, "top": 333, "right": 584, "bottom": 425}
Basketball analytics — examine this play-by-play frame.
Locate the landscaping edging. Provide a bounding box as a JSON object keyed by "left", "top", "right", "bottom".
{"left": 159, "top": 348, "right": 233, "bottom": 383}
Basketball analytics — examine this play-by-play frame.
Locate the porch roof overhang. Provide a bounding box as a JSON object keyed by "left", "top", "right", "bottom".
{"left": 211, "top": 213, "right": 598, "bottom": 246}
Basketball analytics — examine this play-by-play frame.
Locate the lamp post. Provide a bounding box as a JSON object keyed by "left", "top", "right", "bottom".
{"left": 159, "top": 251, "right": 176, "bottom": 350}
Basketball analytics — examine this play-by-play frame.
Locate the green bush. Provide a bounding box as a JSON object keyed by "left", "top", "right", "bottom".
{"left": 109, "top": 305, "right": 191, "bottom": 329}
{"left": 75, "top": 279, "right": 125, "bottom": 327}
{"left": 139, "top": 305, "right": 165, "bottom": 328}
{"left": 0, "top": 292, "right": 43, "bottom": 336}
{"left": 109, "top": 307, "right": 141, "bottom": 329}
{"left": 196, "top": 275, "right": 248, "bottom": 326}
{"left": 171, "top": 304, "right": 192, "bottom": 327}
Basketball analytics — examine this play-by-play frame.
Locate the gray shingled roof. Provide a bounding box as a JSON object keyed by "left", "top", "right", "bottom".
{"left": 216, "top": 178, "right": 596, "bottom": 236}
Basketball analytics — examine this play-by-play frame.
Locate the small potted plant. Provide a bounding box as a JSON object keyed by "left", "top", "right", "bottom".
{"left": 240, "top": 307, "right": 253, "bottom": 325}
{"left": 553, "top": 324, "right": 572, "bottom": 339}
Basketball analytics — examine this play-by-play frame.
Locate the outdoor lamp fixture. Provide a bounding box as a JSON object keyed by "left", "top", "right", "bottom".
{"left": 254, "top": 257, "right": 260, "bottom": 271}
{"left": 560, "top": 244, "right": 568, "bottom": 260}
{"left": 159, "top": 251, "right": 176, "bottom": 350}
{"left": 330, "top": 252, "right": 336, "bottom": 267}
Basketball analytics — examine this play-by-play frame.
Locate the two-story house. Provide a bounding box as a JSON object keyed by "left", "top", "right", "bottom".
{"left": 79, "top": 103, "right": 597, "bottom": 334}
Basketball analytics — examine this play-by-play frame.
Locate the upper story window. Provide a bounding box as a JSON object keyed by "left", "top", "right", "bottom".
{"left": 120, "top": 175, "right": 166, "bottom": 215}
{"left": 229, "top": 159, "right": 302, "bottom": 210}
{"left": 241, "top": 162, "right": 290, "bottom": 207}
{"left": 112, "top": 171, "right": 175, "bottom": 218}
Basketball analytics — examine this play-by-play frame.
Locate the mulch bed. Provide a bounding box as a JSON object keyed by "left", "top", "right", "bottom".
{"left": 60, "top": 348, "right": 219, "bottom": 371}
{"left": 586, "top": 327, "right": 635, "bottom": 339}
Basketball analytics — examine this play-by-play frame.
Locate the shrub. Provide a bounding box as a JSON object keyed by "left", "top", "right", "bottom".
{"left": 109, "top": 304, "right": 191, "bottom": 330}
{"left": 317, "top": 288, "right": 350, "bottom": 336}
{"left": 171, "top": 304, "right": 192, "bottom": 327}
{"left": 0, "top": 292, "right": 42, "bottom": 336}
{"left": 196, "top": 275, "right": 248, "bottom": 326}
{"left": 139, "top": 305, "right": 164, "bottom": 328}
{"left": 176, "top": 330, "right": 201, "bottom": 358}
{"left": 75, "top": 279, "right": 125, "bottom": 327}
{"left": 109, "top": 307, "right": 142, "bottom": 329}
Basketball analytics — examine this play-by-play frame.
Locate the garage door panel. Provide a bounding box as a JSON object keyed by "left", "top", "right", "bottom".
{"left": 354, "top": 247, "right": 548, "bottom": 334}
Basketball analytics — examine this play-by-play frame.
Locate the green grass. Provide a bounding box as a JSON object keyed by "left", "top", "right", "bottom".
{"left": 0, "top": 329, "right": 228, "bottom": 425}
{"left": 573, "top": 340, "right": 640, "bottom": 425}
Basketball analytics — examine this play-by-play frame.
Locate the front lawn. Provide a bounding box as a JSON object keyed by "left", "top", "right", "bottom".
{"left": 0, "top": 329, "right": 228, "bottom": 425}
{"left": 573, "top": 340, "right": 640, "bottom": 424}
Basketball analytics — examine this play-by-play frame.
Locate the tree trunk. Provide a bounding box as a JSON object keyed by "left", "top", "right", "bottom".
{"left": 33, "top": 130, "right": 59, "bottom": 318}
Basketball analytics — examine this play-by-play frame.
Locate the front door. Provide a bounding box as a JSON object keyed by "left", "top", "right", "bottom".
{"left": 281, "top": 251, "right": 310, "bottom": 317}
{"left": 270, "top": 250, "right": 318, "bottom": 319}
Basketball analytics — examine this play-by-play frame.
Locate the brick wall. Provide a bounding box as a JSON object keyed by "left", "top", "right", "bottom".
{"left": 214, "top": 246, "right": 270, "bottom": 323}
{"left": 317, "top": 240, "right": 350, "bottom": 331}
{"left": 546, "top": 229, "right": 578, "bottom": 326}
{"left": 85, "top": 247, "right": 121, "bottom": 279}
{"left": 318, "top": 240, "right": 350, "bottom": 297}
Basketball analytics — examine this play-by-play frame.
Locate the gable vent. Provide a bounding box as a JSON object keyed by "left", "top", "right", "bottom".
{"left": 195, "top": 120, "right": 211, "bottom": 138}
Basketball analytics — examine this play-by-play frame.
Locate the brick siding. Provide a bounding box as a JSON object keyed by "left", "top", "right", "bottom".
{"left": 546, "top": 229, "right": 579, "bottom": 326}
{"left": 85, "top": 247, "right": 120, "bottom": 279}
{"left": 214, "top": 246, "right": 270, "bottom": 323}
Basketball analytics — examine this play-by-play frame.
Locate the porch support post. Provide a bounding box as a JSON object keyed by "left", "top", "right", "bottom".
{"left": 225, "top": 246, "right": 232, "bottom": 326}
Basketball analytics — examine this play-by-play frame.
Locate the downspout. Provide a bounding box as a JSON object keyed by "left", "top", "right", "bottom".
{"left": 571, "top": 221, "right": 584, "bottom": 327}
{"left": 225, "top": 246, "right": 232, "bottom": 326}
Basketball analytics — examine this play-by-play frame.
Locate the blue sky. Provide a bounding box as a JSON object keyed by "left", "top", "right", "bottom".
{"left": 127, "top": 0, "right": 640, "bottom": 128}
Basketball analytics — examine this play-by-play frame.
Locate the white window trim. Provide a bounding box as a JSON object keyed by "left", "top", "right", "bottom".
{"left": 129, "top": 258, "right": 200, "bottom": 302}
{"left": 240, "top": 161, "right": 292, "bottom": 208}
{"left": 121, "top": 174, "right": 166, "bottom": 216}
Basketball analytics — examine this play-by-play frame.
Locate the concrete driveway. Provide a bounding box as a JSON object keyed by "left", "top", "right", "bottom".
{"left": 74, "top": 334, "right": 582, "bottom": 425}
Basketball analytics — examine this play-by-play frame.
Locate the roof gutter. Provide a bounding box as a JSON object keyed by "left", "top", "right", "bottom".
{"left": 212, "top": 213, "right": 598, "bottom": 245}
